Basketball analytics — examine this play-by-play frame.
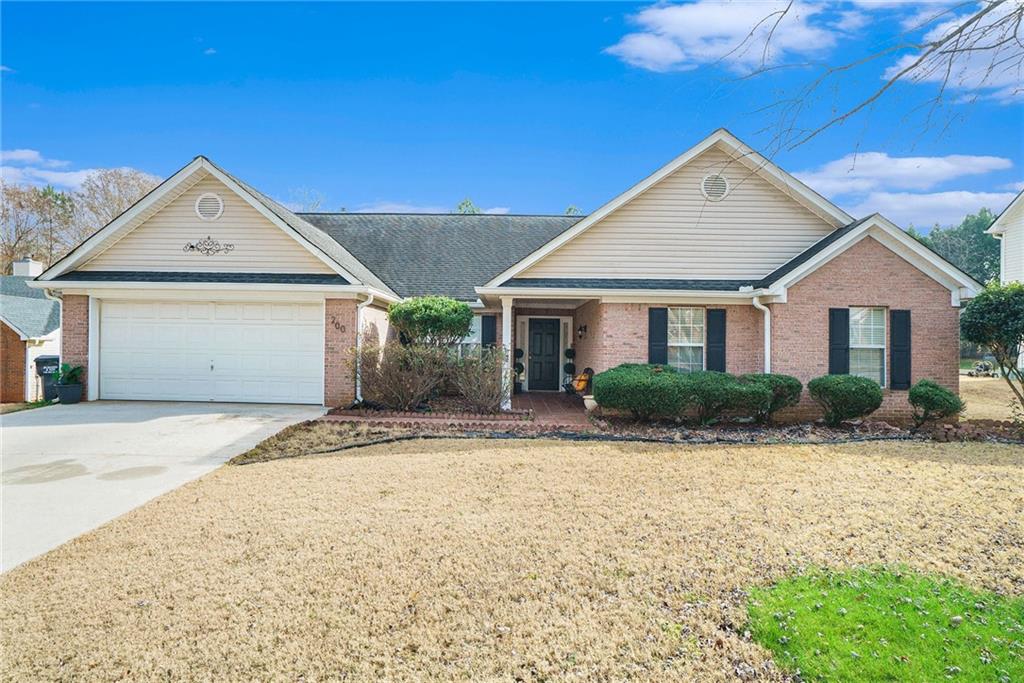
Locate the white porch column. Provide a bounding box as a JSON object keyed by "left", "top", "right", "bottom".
{"left": 501, "top": 296, "right": 513, "bottom": 409}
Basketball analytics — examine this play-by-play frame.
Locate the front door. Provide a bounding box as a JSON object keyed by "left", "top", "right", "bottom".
{"left": 528, "top": 318, "right": 560, "bottom": 391}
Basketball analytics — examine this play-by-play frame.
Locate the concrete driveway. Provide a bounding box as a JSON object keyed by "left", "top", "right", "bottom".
{"left": 1, "top": 401, "right": 324, "bottom": 571}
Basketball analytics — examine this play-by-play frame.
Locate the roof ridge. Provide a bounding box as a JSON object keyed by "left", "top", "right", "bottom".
{"left": 296, "top": 212, "right": 585, "bottom": 218}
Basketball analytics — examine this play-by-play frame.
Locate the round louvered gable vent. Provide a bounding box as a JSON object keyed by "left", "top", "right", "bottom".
{"left": 195, "top": 193, "right": 224, "bottom": 221}
{"left": 700, "top": 174, "right": 730, "bottom": 201}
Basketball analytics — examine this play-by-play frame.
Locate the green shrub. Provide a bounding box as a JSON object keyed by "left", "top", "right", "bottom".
{"left": 724, "top": 381, "right": 773, "bottom": 422}
{"left": 739, "top": 373, "right": 803, "bottom": 423}
{"left": 56, "top": 363, "right": 84, "bottom": 385}
{"left": 592, "top": 364, "right": 689, "bottom": 420}
{"left": 807, "top": 374, "right": 884, "bottom": 426}
{"left": 682, "top": 371, "right": 740, "bottom": 424}
{"left": 387, "top": 296, "right": 473, "bottom": 347}
{"left": 908, "top": 379, "right": 964, "bottom": 428}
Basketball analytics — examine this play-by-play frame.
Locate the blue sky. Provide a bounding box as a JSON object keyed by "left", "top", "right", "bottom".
{"left": 2, "top": 1, "right": 1021, "bottom": 228}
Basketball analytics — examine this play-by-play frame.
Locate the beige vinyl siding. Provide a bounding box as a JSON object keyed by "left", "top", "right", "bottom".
{"left": 81, "top": 177, "right": 335, "bottom": 274}
{"left": 521, "top": 147, "right": 836, "bottom": 280}
{"left": 999, "top": 201, "right": 1024, "bottom": 284}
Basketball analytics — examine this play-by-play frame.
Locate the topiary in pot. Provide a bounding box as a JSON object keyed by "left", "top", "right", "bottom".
{"left": 908, "top": 379, "right": 964, "bottom": 428}
{"left": 807, "top": 375, "right": 883, "bottom": 427}
{"left": 563, "top": 362, "right": 576, "bottom": 375}
{"left": 564, "top": 348, "right": 575, "bottom": 359}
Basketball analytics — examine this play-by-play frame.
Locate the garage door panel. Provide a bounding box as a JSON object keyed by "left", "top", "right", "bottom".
{"left": 100, "top": 300, "right": 324, "bottom": 404}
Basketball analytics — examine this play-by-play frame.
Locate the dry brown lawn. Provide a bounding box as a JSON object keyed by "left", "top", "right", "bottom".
{"left": 961, "top": 376, "right": 1020, "bottom": 420}
{"left": 2, "top": 439, "right": 1022, "bottom": 681}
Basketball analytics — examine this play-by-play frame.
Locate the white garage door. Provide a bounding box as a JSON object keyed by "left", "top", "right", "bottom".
{"left": 99, "top": 300, "right": 324, "bottom": 404}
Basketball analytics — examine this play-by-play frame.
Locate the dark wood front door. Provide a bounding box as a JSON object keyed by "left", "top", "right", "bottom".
{"left": 528, "top": 318, "right": 560, "bottom": 391}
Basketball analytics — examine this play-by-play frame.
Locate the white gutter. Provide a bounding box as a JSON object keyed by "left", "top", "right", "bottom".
{"left": 752, "top": 296, "right": 771, "bottom": 373}
{"left": 354, "top": 293, "right": 375, "bottom": 402}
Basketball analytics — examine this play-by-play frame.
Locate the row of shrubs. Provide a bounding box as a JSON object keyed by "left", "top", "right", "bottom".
{"left": 592, "top": 364, "right": 964, "bottom": 427}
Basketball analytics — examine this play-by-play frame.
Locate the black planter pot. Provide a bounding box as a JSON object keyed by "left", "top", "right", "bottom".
{"left": 513, "top": 381, "right": 523, "bottom": 395}
{"left": 56, "top": 383, "right": 83, "bottom": 404}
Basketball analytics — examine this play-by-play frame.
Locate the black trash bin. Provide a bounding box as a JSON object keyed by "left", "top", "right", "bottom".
{"left": 34, "top": 355, "right": 60, "bottom": 401}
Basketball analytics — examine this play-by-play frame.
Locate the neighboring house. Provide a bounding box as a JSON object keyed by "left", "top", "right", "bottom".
{"left": 987, "top": 189, "right": 1024, "bottom": 284}
{"left": 29, "top": 129, "right": 981, "bottom": 420}
{"left": 1, "top": 259, "right": 61, "bottom": 403}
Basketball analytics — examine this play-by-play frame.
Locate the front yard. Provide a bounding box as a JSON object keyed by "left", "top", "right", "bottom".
{"left": 1, "top": 439, "right": 1021, "bottom": 680}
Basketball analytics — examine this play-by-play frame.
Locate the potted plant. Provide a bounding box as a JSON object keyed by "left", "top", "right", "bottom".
{"left": 512, "top": 348, "right": 525, "bottom": 394}
{"left": 55, "top": 363, "right": 84, "bottom": 404}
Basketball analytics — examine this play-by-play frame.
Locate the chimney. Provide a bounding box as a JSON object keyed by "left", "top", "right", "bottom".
{"left": 12, "top": 258, "right": 43, "bottom": 277}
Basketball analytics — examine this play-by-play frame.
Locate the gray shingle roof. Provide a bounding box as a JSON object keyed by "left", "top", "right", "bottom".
{"left": 0, "top": 276, "right": 60, "bottom": 338}
{"left": 299, "top": 213, "right": 582, "bottom": 300}
{"left": 55, "top": 271, "right": 350, "bottom": 285}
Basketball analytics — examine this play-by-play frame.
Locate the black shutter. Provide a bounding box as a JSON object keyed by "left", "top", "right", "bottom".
{"left": 648, "top": 307, "right": 668, "bottom": 365}
{"left": 828, "top": 308, "right": 850, "bottom": 375}
{"left": 481, "top": 314, "right": 497, "bottom": 347}
{"left": 706, "top": 309, "right": 726, "bottom": 372}
{"left": 890, "top": 309, "right": 911, "bottom": 390}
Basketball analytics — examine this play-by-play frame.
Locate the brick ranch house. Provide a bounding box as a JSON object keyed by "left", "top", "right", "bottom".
{"left": 29, "top": 130, "right": 981, "bottom": 420}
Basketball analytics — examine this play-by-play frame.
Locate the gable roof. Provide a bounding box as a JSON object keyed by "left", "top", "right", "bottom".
{"left": 986, "top": 189, "right": 1024, "bottom": 235}
{"left": 0, "top": 276, "right": 60, "bottom": 339}
{"left": 37, "top": 156, "right": 396, "bottom": 296}
{"left": 483, "top": 128, "right": 854, "bottom": 288}
{"left": 300, "top": 213, "right": 581, "bottom": 301}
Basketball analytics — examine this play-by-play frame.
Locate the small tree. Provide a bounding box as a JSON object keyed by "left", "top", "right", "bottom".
{"left": 387, "top": 296, "right": 473, "bottom": 348}
{"left": 455, "top": 198, "right": 481, "bottom": 215}
{"left": 960, "top": 281, "right": 1024, "bottom": 412}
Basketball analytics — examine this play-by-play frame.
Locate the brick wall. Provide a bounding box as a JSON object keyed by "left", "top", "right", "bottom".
{"left": 324, "top": 298, "right": 358, "bottom": 406}
{"left": 571, "top": 301, "right": 764, "bottom": 377}
{"left": 1, "top": 323, "right": 26, "bottom": 402}
{"left": 770, "top": 236, "right": 960, "bottom": 422}
{"left": 61, "top": 295, "right": 90, "bottom": 396}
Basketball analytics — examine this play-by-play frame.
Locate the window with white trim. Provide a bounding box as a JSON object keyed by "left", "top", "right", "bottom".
{"left": 849, "top": 307, "right": 886, "bottom": 386}
{"left": 668, "top": 307, "right": 705, "bottom": 373}
{"left": 454, "top": 315, "right": 482, "bottom": 358}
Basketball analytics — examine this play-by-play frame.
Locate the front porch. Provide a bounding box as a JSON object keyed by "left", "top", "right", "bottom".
{"left": 512, "top": 391, "right": 590, "bottom": 428}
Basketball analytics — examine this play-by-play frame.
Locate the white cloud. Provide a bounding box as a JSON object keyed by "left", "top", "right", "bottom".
{"left": 203, "top": 47, "right": 217, "bottom": 56}
{"left": 833, "top": 10, "right": 869, "bottom": 32}
{"left": 796, "top": 152, "right": 1012, "bottom": 196}
{"left": 0, "top": 65, "right": 13, "bottom": 73}
{"left": 483, "top": 206, "right": 511, "bottom": 215}
{"left": 605, "top": 1, "right": 837, "bottom": 73}
{"left": 1, "top": 165, "right": 101, "bottom": 190}
{"left": 883, "top": 1, "right": 1023, "bottom": 103}
{"left": 847, "top": 189, "right": 1017, "bottom": 228}
{"left": 999, "top": 180, "right": 1024, "bottom": 192}
{"left": 1, "top": 149, "right": 69, "bottom": 168}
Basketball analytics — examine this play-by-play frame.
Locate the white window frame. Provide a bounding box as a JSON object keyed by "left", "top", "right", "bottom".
{"left": 849, "top": 306, "right": 886, "bottom": 387}
{"left": 454, "top": 315, "right": 483, "bottom": 359}
{"left": 667, "top": 306, "right": 706, "bottom": 373}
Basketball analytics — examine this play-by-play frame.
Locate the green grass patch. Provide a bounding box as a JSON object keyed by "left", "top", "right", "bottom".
{"left": 0, "top": 399, "right": 53, "bottom": 415}
{"left": 748, "top": 567, "right": 1024, "bottom": 682}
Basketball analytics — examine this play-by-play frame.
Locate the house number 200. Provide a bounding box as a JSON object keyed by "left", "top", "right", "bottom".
{"left": 330, "top": 316, "right": 346, "bottom": 333}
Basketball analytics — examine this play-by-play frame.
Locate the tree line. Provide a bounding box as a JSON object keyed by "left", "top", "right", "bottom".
{"left": 1, "top": 168, "right": 158, "bottom": 273}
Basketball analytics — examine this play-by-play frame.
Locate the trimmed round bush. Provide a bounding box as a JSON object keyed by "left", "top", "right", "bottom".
{"left": 387, "top": 296, "right": 473, "bottom": 347}
{"left": 908, "top": 379, "right": 964, "bottom": 427}
{"left": 739, "top": 373, "right": 803, "bottom": 423}
{"left": 684, "top": 371, "right": 738, "bottom": 425}
{"left": 807, "top": 375, "right": 884, "bottom": 426}
{"left": 725, "top": 381, "right": 773, "bottom": 421}
{"left": 592, "top": 364, "right": 689, "bottom": 420}
{"left": 564, "top": 348, "right": 576, "bottom": 359}
{"left": 563, "top": 362, "right": 576, "bottom": 375}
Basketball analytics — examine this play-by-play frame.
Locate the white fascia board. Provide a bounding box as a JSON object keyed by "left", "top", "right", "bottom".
{"left": 986, "top": 189, "right": 1023, "bottom": 235}
{"left": 0, "top": 315, "right": 31, "bottom": 341}
{"left": 483, "top": 128, "right": 853, "bottom": 288}
{"left": 767, "top": 215, "right": 983, "bottom": 304}
{"left": 38, "top": 158, "right": 207, "bottom": 280}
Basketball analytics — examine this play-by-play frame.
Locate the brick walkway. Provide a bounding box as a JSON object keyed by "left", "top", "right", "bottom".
{"left": 513, "top": 392, "right": 591, "bottom": 427}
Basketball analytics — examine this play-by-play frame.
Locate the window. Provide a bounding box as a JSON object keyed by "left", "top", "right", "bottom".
{"left": 454, "top": 315, "right": 482, "bottom": 358}
{"left": 849, "top": 307, "right": 886, "bottom": 386}
{"left": 668, "top": 307, "right": 704, "bottom": 372}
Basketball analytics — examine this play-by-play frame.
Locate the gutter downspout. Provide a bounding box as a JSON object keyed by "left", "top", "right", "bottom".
{"left": 354, "top": 293, "right": 375, "bottom": 403}
{"left": 752, "top": 296, "right": 771, "bottom": 374}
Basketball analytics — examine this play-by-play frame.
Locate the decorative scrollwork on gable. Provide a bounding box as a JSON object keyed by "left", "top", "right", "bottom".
{"left": 183, "top": 236, "right": 235, "bottom": 256}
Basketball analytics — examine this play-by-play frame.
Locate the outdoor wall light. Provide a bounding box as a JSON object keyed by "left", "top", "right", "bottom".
{"left": 577, "top": 324, "right": 588, "bottom": 340}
